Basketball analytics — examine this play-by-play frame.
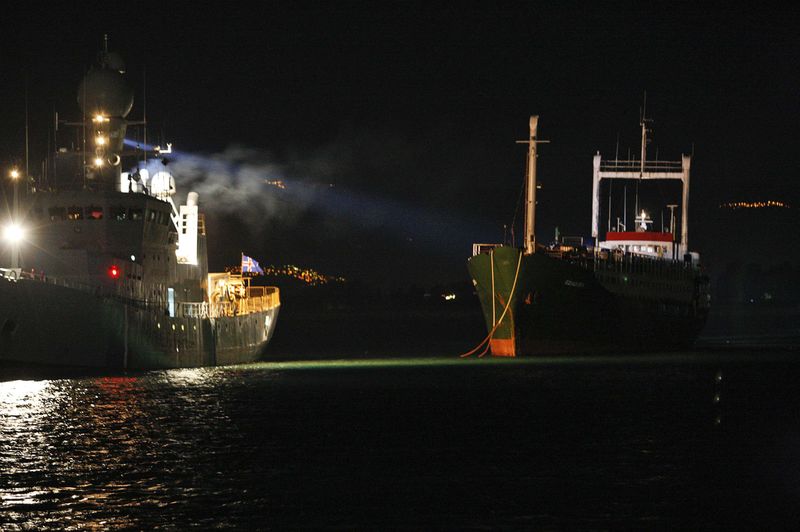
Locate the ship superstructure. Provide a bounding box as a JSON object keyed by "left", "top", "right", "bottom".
{"left": 0, "top": 41, "right": 280, "bottom": 369}
{"left": 467, "top": 114, "right": 709, "bottom": 357}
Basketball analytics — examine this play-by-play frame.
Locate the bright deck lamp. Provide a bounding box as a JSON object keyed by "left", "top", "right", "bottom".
{"left": 3, "top": 223, "right": 25, "bottom": 243}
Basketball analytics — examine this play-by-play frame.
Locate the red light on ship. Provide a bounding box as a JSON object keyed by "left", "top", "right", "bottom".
{"left": 108, "top": 265, "right": 120, "bottom": 279}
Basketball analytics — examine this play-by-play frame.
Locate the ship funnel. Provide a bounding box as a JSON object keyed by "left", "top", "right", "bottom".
{"left": 187, "top": 192, "right": 199, "bottom": 207}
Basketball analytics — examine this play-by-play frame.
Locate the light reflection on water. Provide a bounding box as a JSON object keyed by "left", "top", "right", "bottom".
{"left": 0, "top": 356, "right": 798, "bottom": 529}
{"left": 0, "top": 370, "right": 241, "bottom": 529}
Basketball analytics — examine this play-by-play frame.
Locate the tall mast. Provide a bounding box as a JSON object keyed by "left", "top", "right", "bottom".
{"left": 25, "top": 79, "right": 29, "bottom": 191}
{"left": 143, "top": 65, "right": 147, "bottom": 165}
{"left": 639, "top": 92, "right": 651, "bottom": 176}
{"left": 524, "top": 115, "right": 539, "bottom": 254}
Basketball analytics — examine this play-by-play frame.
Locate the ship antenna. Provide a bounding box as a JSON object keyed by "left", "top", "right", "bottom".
{"left": 82, "top": 60, "right": 87, "bottom": 189}
{"left": 637, "top": 92, "right": 653, "bottom": 222}
{"left": 608, "top": 132, "right": 618, "bottom": 233}
{"left": 143, "top": 65, "right": 147, "bottom": 165}
{"left": 639, "top": 91, "right": 652, "bottom": 176}
{"left": 25, "top": 77, "right": 29, "bottom": 192}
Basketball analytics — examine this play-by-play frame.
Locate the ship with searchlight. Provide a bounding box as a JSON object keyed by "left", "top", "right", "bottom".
{"left": 0, "top": 41, "right": 280, "bottom": 369}
{"left": 467, "top": 114, "right": 710, "bottom": 357}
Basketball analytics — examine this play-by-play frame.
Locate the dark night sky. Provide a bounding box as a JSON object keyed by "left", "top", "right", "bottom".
{"left": 1, "top": 3, "right": 798, "bottom": 287}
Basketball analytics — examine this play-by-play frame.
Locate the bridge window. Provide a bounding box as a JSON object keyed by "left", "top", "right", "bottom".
{"left": 48, "top": 207, "right": 66, "bottom": 221}
{"left": 148, "top": 209, "right": 157, "bottom": 222}
{"left": 130, "top": 208, "right": 144, "bottom": 221}
{"left": 67, "top": 206, "right": 83, "bottom": 220}
{"left": 110, "top": 206, "right": 128, "bottom": 220}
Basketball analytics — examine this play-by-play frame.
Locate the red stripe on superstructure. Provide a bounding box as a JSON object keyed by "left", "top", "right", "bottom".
{"left": 605, "top": 232, "right": 673, "bottom": 242}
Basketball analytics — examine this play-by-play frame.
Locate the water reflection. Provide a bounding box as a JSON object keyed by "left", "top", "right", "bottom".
{"left": 0, "top": 378, "right": 51, "bottom": 423}
{"left": 1, "top": 379, "right": 53, "bottom": 509}
{"left": 0, "top": 357, "right": 798, "bottom": 528}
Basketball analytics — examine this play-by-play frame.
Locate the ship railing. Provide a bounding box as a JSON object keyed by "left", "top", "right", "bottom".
{"left": 472, "top": 243, "right": 502, "bottom": 256}
{"left": 0, "top": 268, "right": 22, "bottom": 281}
{"left": 177, "top": 302, "right": 209, "bottom": 319}
{"left": 599, "top": 159, "right": 683, "bottom": 172}
{"left": 41, "top": 274, "right": 98, "bottom": 292}
{"left": 583, "top": 252, "right": 698, "bottom": 280}
{"left": 208, "top": 287, "right": 280, "bottom": 318}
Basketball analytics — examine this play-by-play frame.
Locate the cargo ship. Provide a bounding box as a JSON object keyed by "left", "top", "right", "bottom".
{"left": 467, "top": 115, "right": 710, "bottom": 356}
{"left": 0, "top": 40, "right": 280, "bottom": 369}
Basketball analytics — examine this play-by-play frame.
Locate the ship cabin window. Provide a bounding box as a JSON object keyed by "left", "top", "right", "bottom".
{"left": 67, "top": 206, "right": 84, "bottom": 220}
{"left": 110, "top": 206, "right": 128, "bottom": 220}
{"left": 48, "top": 207, "right": 66, "bottom": 221}
{"left": 148, "top": 209, "right": 157, "bottom": 222}
{"left": 130, "top": 208, "right": 144, "bottom": 221}
{"left": 87, "top": 205, "right": 104, "bottom": 220}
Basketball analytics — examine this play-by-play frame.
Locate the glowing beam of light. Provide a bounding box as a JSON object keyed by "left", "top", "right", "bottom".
{"left": 122, "top": 141, "right": 496, "bottom": 250}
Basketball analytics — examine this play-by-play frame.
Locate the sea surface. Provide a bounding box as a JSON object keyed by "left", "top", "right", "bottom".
{"left": 2, "top": 349, "right": 800, "bottom": 529}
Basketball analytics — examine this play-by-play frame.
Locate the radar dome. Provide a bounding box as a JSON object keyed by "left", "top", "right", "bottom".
{"left": 77, "top": 68, "right": 134, "bottom": 118}
{"left": 103, "top": 52, "right": 126, "bottom": 73}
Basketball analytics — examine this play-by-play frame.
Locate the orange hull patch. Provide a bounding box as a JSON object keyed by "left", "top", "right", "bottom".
{"left": 490, "top": 338, "right": 516, "bottom": 357}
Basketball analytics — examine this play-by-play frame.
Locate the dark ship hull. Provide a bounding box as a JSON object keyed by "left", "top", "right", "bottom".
{"left": 0, "top": 276, "right": 279, "bottom": 369}
{"left": 468, "top": 246, "right": 710, "bottom": 356}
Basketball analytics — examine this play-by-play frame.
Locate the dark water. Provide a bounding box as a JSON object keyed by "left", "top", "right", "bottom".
{"left": 2, "top": 352, "right": 800, "bottom": 529}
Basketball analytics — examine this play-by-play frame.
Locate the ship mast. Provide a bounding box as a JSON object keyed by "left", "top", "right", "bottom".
{"left": 516, "top": 116, "right": 549, "bottom": 254}
{"left": 524, "top": 116, "right": 539, "bottom": 254}
{"left": 639, "top": 94, "right": 651, "bottom": 176}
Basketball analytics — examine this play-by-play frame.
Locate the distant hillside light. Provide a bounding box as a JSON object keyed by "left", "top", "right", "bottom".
{"left": 720, "top": 200, "right": 790, "bottom": 209}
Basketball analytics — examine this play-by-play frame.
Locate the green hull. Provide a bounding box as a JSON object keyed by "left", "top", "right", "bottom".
{"left": 468, "top": 246, "right": 710, "bottom": 356}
